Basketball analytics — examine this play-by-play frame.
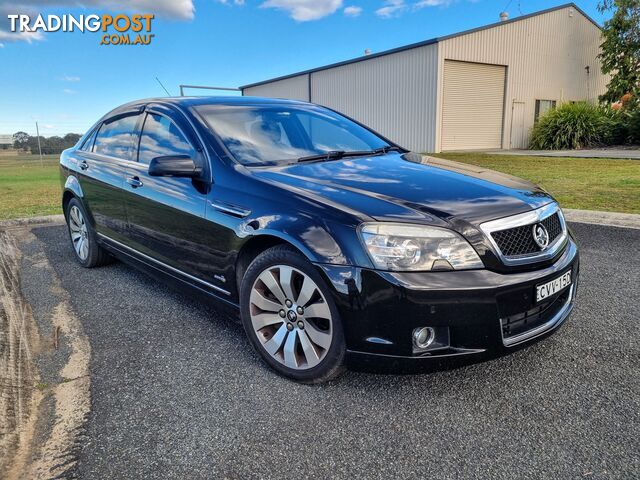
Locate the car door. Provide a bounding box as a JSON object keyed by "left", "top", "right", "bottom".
{"left": 76, "top": 111, "right": 142, "bottom": 243}
{"left": 121, "top": 107, "right": 230, "bottom": 292}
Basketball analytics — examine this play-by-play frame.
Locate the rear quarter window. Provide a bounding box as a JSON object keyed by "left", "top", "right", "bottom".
{"left": 80, "top": 128, "right": 98, "bottom": 152}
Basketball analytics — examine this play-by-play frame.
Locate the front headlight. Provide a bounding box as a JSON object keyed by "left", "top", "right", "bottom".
{"left": 358, "top": 223, "right": 484, "bottom": 271}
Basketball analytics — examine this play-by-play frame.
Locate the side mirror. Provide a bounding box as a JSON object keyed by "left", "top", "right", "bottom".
{"left": 148, "top": 155, "right": 202, "bottom": 178}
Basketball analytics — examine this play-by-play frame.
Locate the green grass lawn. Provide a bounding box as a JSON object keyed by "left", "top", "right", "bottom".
{"left": 434, "top": 153, "right": 640, "bottom": 214}
{"left": 0, "top": 154, "right": 61, "bottom": 220}
{"left": 0, "top": 152, "right": 638, "bottom": 220}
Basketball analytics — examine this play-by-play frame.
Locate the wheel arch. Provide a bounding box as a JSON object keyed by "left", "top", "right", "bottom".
{"left": 62, "top": 175, "right": 84, "bottom": 215}
{"left": 235, "top": 234, "right": 308, "bottom": 293}
{"left": 232, "top": 211, "right": 369, "bottom": 297}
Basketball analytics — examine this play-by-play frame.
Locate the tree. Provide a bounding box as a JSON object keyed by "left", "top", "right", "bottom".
{"left": 12, "top": 131, "right": 30, "bottom": 150}
{"left": 43, "top": 136, "right": 63, "bottom": 154}
{"left": 63, "top": 133, "right": 81, "bottom": 145}
{"left": 598, "top": 0, "right": 640, "bottom": 107}
{"left": 26, "top": 136, "right": 42, "bottom": 154}
{"left": 10, "top": 131, "right": 83, "bottom": 154}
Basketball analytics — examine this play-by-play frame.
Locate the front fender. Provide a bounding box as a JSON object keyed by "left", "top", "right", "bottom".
{"left": 238, "top": 213, "right": 372, "bottom": 267}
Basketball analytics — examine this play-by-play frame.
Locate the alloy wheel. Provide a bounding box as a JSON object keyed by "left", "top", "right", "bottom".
{"left": 249, "top": 265, "right": 333, "bottom": 370}
{"left": 68, "top": 205, "right": 89, "bottom": 261}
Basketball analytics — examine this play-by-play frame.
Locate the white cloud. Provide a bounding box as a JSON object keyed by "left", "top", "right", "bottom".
{"left": 0, "top": 28, "right": 45, "bottom": 42}
{"left": 260, "top": 0, "right": 343, "bottom": 21}
{"left": 216, "top": 0, "right": 245, "bottom": 5}
{"left": 415, "top": 0, "right": 451, "bottom": 7}
{"left": 62, "top": 75, "right": 80, "bottom": 82}
{"left": 343, "top": 5, "right": 362, "bottom": 16}
{"left": 62, "top": 88, "right": 77, "bottom": 94}
{"left": 375, "top": 0, "right": 405, "bottom": 18}
{"left": 376, "top": 0, "right": 451, "bottom": 18}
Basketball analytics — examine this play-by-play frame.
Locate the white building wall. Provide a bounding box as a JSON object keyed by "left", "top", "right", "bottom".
{"left": 436, "top": 6, "right": 607, "bottom": 150}
{"left": 311, "top": 44, "right": 439, "bottom": 153}
{"left": 243, "top": 74, "right": 309, "bottom": 101}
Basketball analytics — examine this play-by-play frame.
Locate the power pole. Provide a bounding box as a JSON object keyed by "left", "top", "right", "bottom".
{"left": 35, "top": 121, "right": 43, "bottom": 167}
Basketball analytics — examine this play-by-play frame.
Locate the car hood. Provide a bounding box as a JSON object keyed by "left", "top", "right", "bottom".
{"left": 249, "top": 153, "right": 554, "bottom": 226}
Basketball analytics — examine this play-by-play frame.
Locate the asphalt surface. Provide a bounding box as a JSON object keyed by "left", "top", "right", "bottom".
{"left": 32, "top": 223, "right": 639, "bottom": 479}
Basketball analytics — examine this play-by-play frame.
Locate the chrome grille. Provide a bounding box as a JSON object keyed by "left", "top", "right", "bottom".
{"left": 544, "top": 212, "right": 562, "bottom": 239}
{"left": 491, "top": 213, "right": 562, "bottom": 257}
{"left": 479, "top": 203, "right": 568, "bottom": 266}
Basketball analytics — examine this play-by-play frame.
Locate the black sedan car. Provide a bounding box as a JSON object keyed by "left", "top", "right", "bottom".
{"left": 60, "top": 97, "right": 578, "bottom": 383}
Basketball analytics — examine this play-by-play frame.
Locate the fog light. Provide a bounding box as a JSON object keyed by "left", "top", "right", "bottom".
{"left": 413, "top": 327, "right": 435, "bottom": 349}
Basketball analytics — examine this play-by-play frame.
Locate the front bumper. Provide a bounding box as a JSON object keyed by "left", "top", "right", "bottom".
{"left": 316, "top": 236, "right": 579, "bottom": 373}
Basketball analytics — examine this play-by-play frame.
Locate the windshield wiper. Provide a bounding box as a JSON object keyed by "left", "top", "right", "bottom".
{"left": 370, "top": 146, "right": 403, "bottom": 154}
{"left": 297, "top": 150, "right": 346, "bottom": 163}
{"left": 339, "top": 146, "right": 404, "bottom": 157}
{"left": 296, "top": 146, "right": 403, "bottom": 163}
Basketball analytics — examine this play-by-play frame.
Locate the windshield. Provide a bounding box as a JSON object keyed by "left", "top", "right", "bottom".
{"left": 194, "top": 104, "right": 391, "bottom": 166}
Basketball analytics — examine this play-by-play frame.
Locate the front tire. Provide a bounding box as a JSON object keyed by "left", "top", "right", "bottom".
{"left": 240, "top": 245, "right": 345, "bottom": 383}
{"left": 65, "top": 198, "right": 112, "bottom": 268}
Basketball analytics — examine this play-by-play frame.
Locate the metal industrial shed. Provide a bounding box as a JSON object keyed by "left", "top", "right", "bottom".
{"left": 240, "top": 3, "right": 607, "bottom": 153}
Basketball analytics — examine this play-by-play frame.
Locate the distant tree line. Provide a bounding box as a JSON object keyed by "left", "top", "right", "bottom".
{"left": 12, "top": 131, "right": 82, "bottom": 155}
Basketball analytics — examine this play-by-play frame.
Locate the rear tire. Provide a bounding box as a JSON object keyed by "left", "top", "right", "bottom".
{"left": 65, "top": 198, "right": 112, "bottom": 268}
{"left": 240, "top": 245, "right": 345, "bottom": 383}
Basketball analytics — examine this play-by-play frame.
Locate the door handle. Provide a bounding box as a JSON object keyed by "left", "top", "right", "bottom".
{"left": 79, "top": 160, "right": 89, "bottom": 170}
{"left": 127, "top": 176, "right": 143, "bottom": 188}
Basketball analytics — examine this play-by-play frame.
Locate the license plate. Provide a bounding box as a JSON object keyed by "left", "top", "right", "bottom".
{"left": 536, "top": 271, "right": 571, "bottom": 303}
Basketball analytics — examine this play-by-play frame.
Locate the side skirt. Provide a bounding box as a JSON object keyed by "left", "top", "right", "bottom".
{"left": 96, "top": 233, "right": 240, "bottom": 311}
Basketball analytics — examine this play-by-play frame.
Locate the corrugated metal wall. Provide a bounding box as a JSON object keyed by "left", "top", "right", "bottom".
{"left": 437, "top": 6, "right": 607, "bottom": 150}
{"left": 243, "top": 74, "right": 309, "bottom": 100}
{"left": 311, "top": 44, "right": 439, "bottom": 152}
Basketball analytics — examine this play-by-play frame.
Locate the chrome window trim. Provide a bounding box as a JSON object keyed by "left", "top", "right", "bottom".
{"left": 96, "top": 233, "right": 231, "bottom": 296}
{"left": 501, "top": 284, "right": 574, "bottom": 347}
{"left": 479, "top": 203, "right": 567, "bottom": 266}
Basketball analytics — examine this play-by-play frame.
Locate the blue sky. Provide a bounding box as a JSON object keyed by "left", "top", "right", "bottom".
{"left": 0, "top": 0, "right": 606, "bottom": 136}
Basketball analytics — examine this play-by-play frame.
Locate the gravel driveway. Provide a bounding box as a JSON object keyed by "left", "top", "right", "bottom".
{"left": 29, "top": 223, "right": 639, "bottom": 479}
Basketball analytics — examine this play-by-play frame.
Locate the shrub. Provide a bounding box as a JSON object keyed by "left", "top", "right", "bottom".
{"left": 529, "top": 102, "right": 612, "bottom": 150}
{"left": 626, "top": 109, "right": 640, "bottom": 144}
{"left": 601, "top": 106, "right": 630, "bottom": 145}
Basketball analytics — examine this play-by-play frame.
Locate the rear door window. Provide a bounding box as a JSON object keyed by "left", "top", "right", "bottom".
{"left": 138, "top": 113, "right": 195, "bottom": 164}
{"left": 93, "top": 114, "right": 141, "bottom": 160}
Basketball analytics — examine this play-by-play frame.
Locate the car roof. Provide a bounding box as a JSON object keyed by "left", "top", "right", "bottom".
{"left": 99, "top": 96, "right": 315, "bottom": 124}
{"left": 111, "top": 96, "right": 311, "bottom": 113}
